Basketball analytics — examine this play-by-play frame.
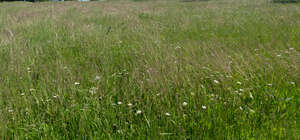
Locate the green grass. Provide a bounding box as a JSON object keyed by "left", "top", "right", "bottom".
{"left": 0, "top": 0, "right": 299, "bottom": 139}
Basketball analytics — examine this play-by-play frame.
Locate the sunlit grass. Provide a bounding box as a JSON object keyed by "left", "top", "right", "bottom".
{"left": 0, "top": 0, "right": 299, "bottom": 139}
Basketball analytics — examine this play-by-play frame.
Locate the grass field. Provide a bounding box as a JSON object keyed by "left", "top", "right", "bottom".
{"left": 0, "top": 0, "right": 299, "bottom": 139}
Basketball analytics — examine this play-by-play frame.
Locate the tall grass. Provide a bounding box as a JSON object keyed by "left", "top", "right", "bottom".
{"left": 0, "top": 0, "right": 299, "bottom": 139}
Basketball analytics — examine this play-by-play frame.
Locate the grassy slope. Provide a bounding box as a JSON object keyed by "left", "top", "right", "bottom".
{"left": 0, "top": 0, "right": 299, "bottom": 139}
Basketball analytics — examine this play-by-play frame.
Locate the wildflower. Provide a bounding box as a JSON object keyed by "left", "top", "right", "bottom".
{"left": 53, "top": 95, "right": 58, "bottom": 98}
{"left": 20, "top": 93, "right": 25, "bottom": 96}
{"left": 237, "top": 81, "right": 242, "bottom": 85}
{"left": 136, "top": 110, "right": 142, "bottom": 114}
{"left": 128, "top": 103, "right": 133, "bottom": 106}
{"left": 165, "top": 113, "right": 170, "bottom": 116}
{"left": 117, "top": 101, "right": 122, "bottom": 105}
{"left": 291, "top": 82, "right": 295, "bottom": 85}
{"left": 213, "top": 80, "right": 219, "bottom": 84}
{"left": 202, "top": 105, "right": 207, "bottom": 109}
{"left": 95, "top": 76, "right": 101, "bottom": 80}
{"left": 239, "top": 89, "right": 244, "bottom": 92}
{"left": 190, "top": 92, "right": 195, "bottom": 96}
{"left": 182, "top": 102, "right": 188, "bottom": 106}
{"left": 29, "top": 88, "right": 35, "bottom": 92}
{"left": 267, "top": 83, "right": 272, "bottom": 86}
{"left": 239, "top": 106, "right": 243, "bottom": 110}
{"left": 89, "top": 87, "right": 98, "bottom": 94}
{"left": 74, "top": 82, "right": 80, "bottom": 85}
{"left": 8, "top": 109, "right": 13, "bottom": 113}
{"left": 289, "top": 48, "right": 294, "bottom": 50}
{"left": 277, "top": 54, "right": 281, "bottom": 57}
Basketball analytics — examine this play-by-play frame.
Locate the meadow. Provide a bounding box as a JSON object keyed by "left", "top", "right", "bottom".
{"left": 0, "top": 0, "right": 299, "bottom": 139}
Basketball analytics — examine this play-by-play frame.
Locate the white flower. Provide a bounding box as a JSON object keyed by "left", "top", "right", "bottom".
{"left": 190, "top": 92, "right": 195, "bottom": 96}
{"left": 237, "top": 81, "right": 242, "bottom": 85}
{"left": 213, "top": 80, "right": 219, "bottom": 84}
{"left": 89, "top": 87, "right": 98, "bottom": 94}
{"left": 29, "top": 88, "right": 35, "bottom": 92}
{"left": 128, "top": 103, "right": 133, "bottom": 106}
{"left": 202, "top": 105, "right": 207, "bottom": 109}
{"left": 239, "top": 89, "right": 244, "bottom": 92}
{"left": 239, "top": 106, "right": 243, "bottom": 110}
{"left": 291, "top": 82, "right": 295, "bottom": 85}
{"left": 289, "top": 48, "right": 294, "bottom": 50}
{"left": 117, "top": 101, "right": 122, "bottom": 105}
{"left": 136, "top": 110, "right": 142, "bottom": 114}
{"left": 74, "top": 82, "right": 80, "bottom": 85}
{"left": 277, "top": 54, "right": 281, "bottom": 57}
{"left": 95, "top": 76, "right": 101, "bottom": 80}
{"left": 165, "top": 113, "right": 170, "bottom": 116}
{"left": 182, "top": 102, "right": 188, "bottom": 106}
{"left": 53, "top": 95, "right": 58, "bottom": 98}
{"left": 267, "top": 83, "right": 272, "bottom": 86}
{"left": 20, "top": 93, "right": 25, "bottom": 96}
{"left": 8, "top": 109, "right": 13, "bottom": 113}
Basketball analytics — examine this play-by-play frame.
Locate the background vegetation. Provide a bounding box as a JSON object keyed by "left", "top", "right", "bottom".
{"left": 0, "top": 0, "right": 299, "bottom": 139}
